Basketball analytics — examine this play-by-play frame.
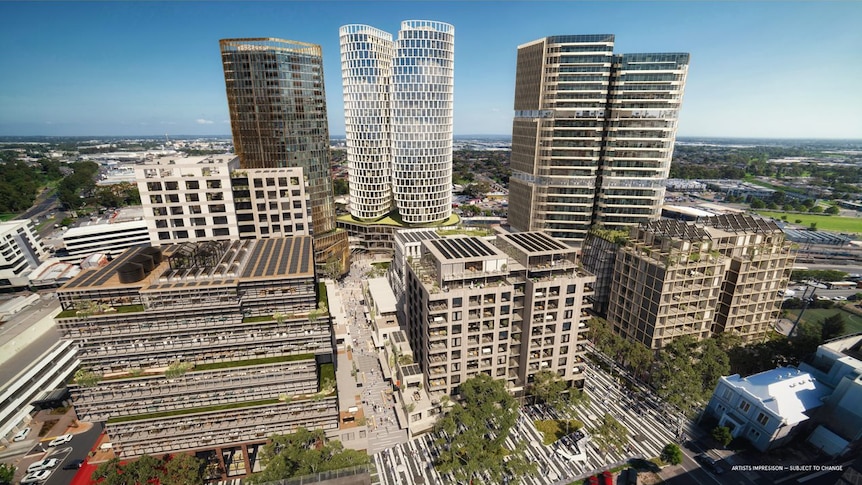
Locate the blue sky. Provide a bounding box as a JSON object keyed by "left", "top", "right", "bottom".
{"left": 1, "top": 1, "right": 860, "bottom": 139}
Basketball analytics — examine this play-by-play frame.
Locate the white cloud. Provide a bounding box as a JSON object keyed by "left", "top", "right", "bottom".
{"left": 196, "top": 118, "right": 214, "bottom": 125}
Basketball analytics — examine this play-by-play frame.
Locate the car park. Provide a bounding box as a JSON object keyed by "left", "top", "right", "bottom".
{"left": 695, "top": 453, "right": 725, "bottom": 474}
{"left": 20, "top": 469, "right": 52, "bottom": 484}
{"left": 12, "top": 427, "right": 31, "bottom": 442}
{"left": 48, "top": 433, "right": 73, "bottom": 447}
{"left": 27, "top": 459, "right": 59, "bottom": 473}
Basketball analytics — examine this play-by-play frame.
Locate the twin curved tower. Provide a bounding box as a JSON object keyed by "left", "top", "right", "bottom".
{"left": 340, "top": 21, "right": 455, "bottom": 225}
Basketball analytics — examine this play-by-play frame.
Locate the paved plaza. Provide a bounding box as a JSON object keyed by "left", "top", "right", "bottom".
{"left": 372, "top": 360, "right": 686, "bottom": 485}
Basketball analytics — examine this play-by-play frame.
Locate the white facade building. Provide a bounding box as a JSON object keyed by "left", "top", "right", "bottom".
{"left": 136, "top": 155, "right": 312, "bottom": 246}
{"left": 339, "top": 20, "right": 454, "bottom": 225}
{"left": 60, "top": 210, "right": 150, "bottom": 262}
{"left": 0, "top": 220, "right": 50, "bottom": 289}
{"left": 137, "top": 155, "right": 240, "bottom": 245}
{"left": 340, "top": 25, "right": 394, "bottom": 220}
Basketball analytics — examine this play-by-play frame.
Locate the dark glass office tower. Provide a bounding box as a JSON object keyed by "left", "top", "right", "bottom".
{"left": 221, "top": 38, "right": 348, "bottom": 274}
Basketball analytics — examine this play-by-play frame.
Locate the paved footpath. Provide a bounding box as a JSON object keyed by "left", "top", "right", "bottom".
{"left": 337, "top": 256, "right": 408, "bottom": 454}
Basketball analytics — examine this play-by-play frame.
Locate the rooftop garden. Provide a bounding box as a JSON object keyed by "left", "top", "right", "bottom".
{"left": 195, "top": 354, "right": 316, "bottom": 372}
{"left": 337, "top": 211, "right": 460, "bottom": 228}
{"left": 57, "top": 303, "right": 145, "bottom": 318}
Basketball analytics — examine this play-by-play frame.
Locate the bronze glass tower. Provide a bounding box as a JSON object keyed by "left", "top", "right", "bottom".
{"left": 220, "top": 38, "right": 348, "bottom": 273}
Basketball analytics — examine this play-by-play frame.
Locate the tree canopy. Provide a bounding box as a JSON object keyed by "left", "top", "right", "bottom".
{"left": 592, "top": 413, "right": 628, "bottom": 454}
{"left": 246, "top": 428, "right": 369, "bottom": 483}
{"left": 91, "top": 454, "right": 204, "bottom": 485}
{"left": 661, "top": 443, "right": 683, "bottom": 465}
{"left": 434, "top": 374, "right": 535, "bottom": 483}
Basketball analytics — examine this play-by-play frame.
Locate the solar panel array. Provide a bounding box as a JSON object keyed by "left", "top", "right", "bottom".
{"left": 241, "top": 236, "right": 313, "bottom": 279}
{"left": 429, "top": 237, "right": 498, "bottom": 261}
{"left": 499, "top": 232, "right": 569, "bottom": 254}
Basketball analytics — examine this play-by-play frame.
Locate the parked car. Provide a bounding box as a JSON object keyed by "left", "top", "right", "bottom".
{"left": 27, "top": 458, "right": 59, "bottom": 473}
{"left": 20, "top": 469, "right": 51, "bottom": 484}
{"left": 63, "top": 458, "right": 85, "bottom": 470}
{"left": 695, "top": 453, "right": 725, "bottom": 474}
{"left": 12, "top": 427, "right": 31, "bottom": 442}
{"left": 587, "top": 475, "right": 600, "bottom": 485}
{"left": 601, "top": 470, "right": 614, "bottom": 485}
{"left": 48, "top": 433, "right": 73, "bottom": 447}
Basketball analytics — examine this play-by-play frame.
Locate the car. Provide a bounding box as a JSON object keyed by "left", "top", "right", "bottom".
{"left": 695, "top": 453, "right": 725, "bottom": 475}
{"left": 587, "top": 475, "right": 599, "bottom": 485}
{"left": 27, "top": 459, "right": 59, "bottom": 473}
{"left": 20, "top": 469, "right": 51, "bottom": 484}
{"left": 48, "top": 433, "right": 73, "bottom": 447}
{"left": 601, "top": 470, "right": 614, "bottom": 485}
{"left": 63, "top": 458, "right": 85, "bottom": 470}
{"left": 834, "top": 296, "right": 847, "bottom": 301}
{"left": 12, "top": 427, "right": 31, "bottom": 442}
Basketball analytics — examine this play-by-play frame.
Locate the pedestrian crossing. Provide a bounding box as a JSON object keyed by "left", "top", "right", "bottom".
{"left": 372, "top": 359, "right": 688, "bottom": 484}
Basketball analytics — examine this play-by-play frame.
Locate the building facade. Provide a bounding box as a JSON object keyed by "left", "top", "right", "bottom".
{"left": 220, "top": 38, "right": 349, "bottom": 273}
{"left": 60, "top": 210, "right": 150, "bottom": 262}
{"left": 55, "top": 238, "right": 337, "bottom": 477}
{"left": 0, "top": 219, "right": 50, "bottom": 289}
{"left": 339, "top": 21, "right": 455, "bottom": 225}
{"left": 508, "top": 35, "right": 689, "bottom": 245}
{"left": 403, "top": 231, "right": 595, "bottom": 398}
{"left": 607, "top": 215, "right": 795, "bottom": 349}
{"left": 136, "top": 155, "right": 312, "bottom": 246}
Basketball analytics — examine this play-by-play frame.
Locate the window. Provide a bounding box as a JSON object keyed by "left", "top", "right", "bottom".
{"left": 722, "top": 388, "right": 733, "bottom": 400}
{"left": 756, "top": 412, "right": 769, "bottom": 426}
{"left": 739, "top": 400, "right": 751, "bottom": 413}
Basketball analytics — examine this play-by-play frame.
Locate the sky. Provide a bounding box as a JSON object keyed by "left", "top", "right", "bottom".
{"left": 1, "top": 1, "right": 860, "bottom": 139}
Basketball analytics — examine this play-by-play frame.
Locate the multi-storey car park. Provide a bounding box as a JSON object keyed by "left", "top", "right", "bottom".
{"left": 403, "top": 231, "right": 595, "bottom": 399}
{"left": 607, "top": 214, "right": 795, "bottom": 349}
{"left": 54, "top": 237, "right": 336, "bottom": 479}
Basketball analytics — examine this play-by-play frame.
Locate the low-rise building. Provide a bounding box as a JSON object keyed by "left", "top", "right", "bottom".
{"left": 0, "top": 219, "right": 50, "bottom": 289}
{"left": 706, "top": 367, "right": 830, "bottom": 452}
{"left": 60, "top": 208, "right": 150, "bottom": 262}
{"left": 55, "top": 237, "right": 337, "bottom": 477}
{"left": 365, "top": 277, "right": 399, "bottom": 348}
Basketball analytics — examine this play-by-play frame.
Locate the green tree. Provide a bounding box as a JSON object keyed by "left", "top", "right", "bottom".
{"left": 0, "top": 463, "right": 15, "bottom": 485}
{"left": 434, "top": 374, "right": 535, "bottom": 483}
{"left": 163, "top": 453, "right": 205, "bottom": 485}
{"left": 820, "top": 313, "right": 846, "bottom": 341}
{"left": 530, "top": 370, "right": 567, "bottom": 407}
{"left": 625, "top": 341, "right": 654, "bottom": 381}
{"left": 695, "top": 338, "right": 731, "bottom": 396}
{"left": 750, "top": 198, "right": 766, "bottom": 209}
{"left": 825, "top": 205, "right": 840, "bottom": 215}
{"left": 652, "top": 336, "right": 703, "bottom": 412}
{"left": 661, "top": 443, "right": 683, "bottom": 465}
{"left": 593, "top": 413, "right": 628, "bottom": 454}
{"left": 333, "top": 178, "right": 349, "bottom": 196}
{"left": 247, "top": 428, "right": 369, "bottom": 483}
{"left": 123, "top": 454, "right": 164, "bottom": 484}
{"left": 712, "top": 426, "right": 733, "bottom": 447}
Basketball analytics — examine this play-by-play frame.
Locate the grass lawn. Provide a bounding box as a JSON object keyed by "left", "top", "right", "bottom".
{"left": 534, "top": 419, "right": 583, "bottom": 445}
{"left": 0, "top": 213, "right": 18, "bottom": 222}
{"left": 756, "top": 211, "right": 862, "bottom": 234}
{"left": 784, "top": 308, "right": 862, "bottom": 335}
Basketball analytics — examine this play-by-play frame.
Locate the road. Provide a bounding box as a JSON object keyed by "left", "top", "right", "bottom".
{"left": 0, "top": 298, "right": 62, "bottom": 381}
{"left": 15, "top": 422, "right": 104, "bottom": 485}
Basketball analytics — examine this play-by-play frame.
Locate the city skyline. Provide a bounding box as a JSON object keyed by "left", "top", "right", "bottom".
{"left": 1, "top": 1, "right": 861, "bottom": 139}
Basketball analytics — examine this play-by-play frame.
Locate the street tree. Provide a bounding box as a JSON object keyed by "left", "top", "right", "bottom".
{"left": 434, "top": 374, "right": 535, "bottom": 483}
{"left": 820, "top": 313, "right": 846, "bottom": 342}
{"left": 661, "top": 443, "right": 683, "bottom": 465}
{"left": 0, "top": 464, "right": 15, "bottom": 485}
{"left": 247, "top": 428, "right": 368, "bottom": 483}
{"left": 593, "top": 413, "right": 628, "bottom": 454}
{"left": 712, "top": 426, "right": 733, "bottom": 447}
{"left": 163, "top": 453, "right": 206, "bottom": 485}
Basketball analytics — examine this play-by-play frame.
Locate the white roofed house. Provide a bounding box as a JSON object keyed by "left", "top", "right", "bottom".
{"left": 706, "top": 367, "right": 830, "bottom": 452}
{"left": 364, "top": 277, "right": 399, "bottom": 348}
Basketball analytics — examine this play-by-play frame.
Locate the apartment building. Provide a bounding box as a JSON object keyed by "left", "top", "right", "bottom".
{"left": 0, "top": 219, "right": 50, "bottom": 289}
{"left": 136, "top": 155, "right": 311, "bottom": 246}
{"left": 340, "top": 21, "right": 455, "bottom": 225}
{"left": 508, "top": 34, "right": 689, "bottom": 244}
{"left": 220, "top": 38, "right": 349, "bottom": 273}
{"left": 403, "top": 231, "right": 595, "bottom": 398}
{"left": 607, "top": 214, "right": 795, "bottom": 349}
{"left": 54, "top": 237, "right": 337, "bottom": 478}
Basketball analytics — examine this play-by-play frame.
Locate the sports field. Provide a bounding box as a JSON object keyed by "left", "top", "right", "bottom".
{"left": 784, "top": 308, "right": 862, "bottom": 335}
{"left": 756, "top": 211, "right": 862, "bottom": 234}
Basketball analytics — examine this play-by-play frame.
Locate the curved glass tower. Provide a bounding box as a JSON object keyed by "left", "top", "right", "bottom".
{"left": 339, "top": 25, "right": 395, "bottom": 220}
{"left": 391, "top": 20, "right": 455, "bottom": 225}
{"left": 221, "top": 38, "right": 349, "bottom": 273}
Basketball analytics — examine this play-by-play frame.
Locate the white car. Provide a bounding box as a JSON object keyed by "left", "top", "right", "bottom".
{"left": 20, "top": 469, "right": 51, "bottom": 484}
{"left": 12, "top": 427, "right": 31, "bottom": 442}
{"left": 27, "top": 458, "right": 60, "bottom": 473}
{"left": 48, "top": 433, "right": 73, "bottom": 447}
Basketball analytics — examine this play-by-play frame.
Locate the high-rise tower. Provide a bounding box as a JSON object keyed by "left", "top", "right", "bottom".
{"left": 339, "top": 20, "right": 455, "bottom": 225}
{"left": 221, "top": 38, "right": 349, "bottom": 273}
{"left": 508, "top": 35, "right": 689, "bottom": 245}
